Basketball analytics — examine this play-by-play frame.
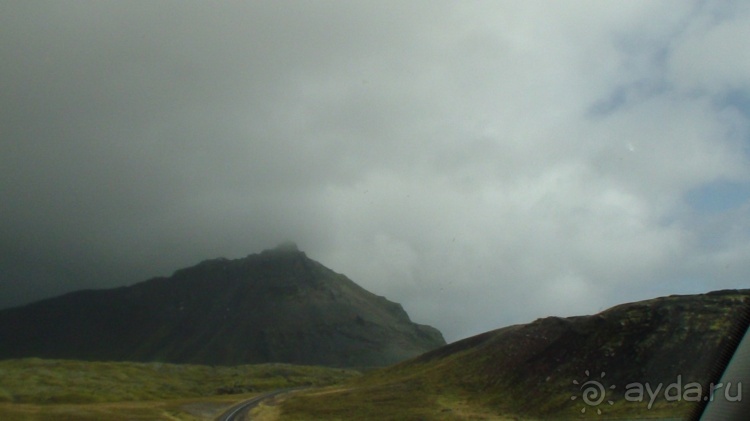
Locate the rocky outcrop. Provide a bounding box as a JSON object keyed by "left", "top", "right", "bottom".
{"left": 402, "top": 289, "right": 750, "bottom": 417}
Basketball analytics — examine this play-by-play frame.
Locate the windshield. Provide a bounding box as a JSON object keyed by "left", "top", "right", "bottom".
{"left": 1, "top": 2, "right": 748, "bottom": 420}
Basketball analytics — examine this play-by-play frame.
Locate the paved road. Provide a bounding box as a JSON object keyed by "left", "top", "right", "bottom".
{"left": 215, "top": 388, "right": 299, "bottom": 421}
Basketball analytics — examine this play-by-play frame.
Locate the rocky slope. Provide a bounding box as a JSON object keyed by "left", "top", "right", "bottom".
{"left": 0, "top": 243, "right": 445, "bottom": 367}
{"left": 274, "top": 289, "right": 750, "bottom": 419}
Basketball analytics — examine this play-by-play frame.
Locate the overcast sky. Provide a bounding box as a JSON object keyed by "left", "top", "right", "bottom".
{"left": 2, "top": 1, "right": 750, "bottom": 342}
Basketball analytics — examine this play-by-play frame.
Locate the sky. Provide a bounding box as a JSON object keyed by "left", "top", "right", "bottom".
{"left": 2, "top": 1, "right": 750, "bottom": 343}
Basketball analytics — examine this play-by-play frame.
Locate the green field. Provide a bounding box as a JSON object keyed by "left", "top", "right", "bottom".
{"left": 0, "top": 358, "right": 359, "bottom": 420}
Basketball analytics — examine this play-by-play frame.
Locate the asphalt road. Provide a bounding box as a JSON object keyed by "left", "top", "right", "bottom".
{"left": 215, "top": 388, "right": 299, "bottom": 421}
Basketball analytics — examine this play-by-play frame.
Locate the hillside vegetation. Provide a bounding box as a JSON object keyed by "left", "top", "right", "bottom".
{"left": 0, "top": 358, "right": 358, "bottom": 420}
{"left": 265, "top": 289, "right": 750, "bottom": 420}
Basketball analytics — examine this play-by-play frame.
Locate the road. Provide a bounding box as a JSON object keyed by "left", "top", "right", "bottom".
{"left": 215, "top": 388, "right": 299, "bottom": 421}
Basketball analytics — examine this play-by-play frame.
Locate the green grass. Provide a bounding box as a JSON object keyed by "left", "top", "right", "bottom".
{"left": 266, "top": 344, "right": 698, "bottom": 421}
{"left": 0, "top": 394, "right": 247, "bottom": 421}
{"left": 0, "top": 358, "right": 360, "bottom": 420}
{"left": 268, "top": 360, "right": 525, "bottom": 420}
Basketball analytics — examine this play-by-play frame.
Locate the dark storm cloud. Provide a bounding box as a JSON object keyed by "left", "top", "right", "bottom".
{"left": 0, "top": 0, "right": 442, "bottom": 306}
{"left": 2, "top": 1, "right": 750, "bottom": 342}
{"left": 0, "top": 2, "right": 311, "bottom": 300}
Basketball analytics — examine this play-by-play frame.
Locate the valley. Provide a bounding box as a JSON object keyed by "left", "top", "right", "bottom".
{"left": 0, "top": 358, "right": 357, "bottom": 420}
{"left": 2, "top": 288, "right": 747, "bottom": 420}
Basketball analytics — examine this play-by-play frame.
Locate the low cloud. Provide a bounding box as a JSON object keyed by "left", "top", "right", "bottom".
{"left": 1, "top": 1, "right": 749, "bottom": 342}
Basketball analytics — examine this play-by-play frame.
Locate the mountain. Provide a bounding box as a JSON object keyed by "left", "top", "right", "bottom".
{"left": 0, "top": 243, "right": 445, "bottom": 367}
{"left": 271, "top": 289, "right": 750, "bottom": 420}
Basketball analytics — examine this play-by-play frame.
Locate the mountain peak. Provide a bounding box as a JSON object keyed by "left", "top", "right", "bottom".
{"left": 262, "top": 241, "right": 302, "bottom": 255}
{"left": 271, "top": 241, "right": 299, "bottom": 252}
{"left": 0, "top": 245, "right": 445, "bottom": 367}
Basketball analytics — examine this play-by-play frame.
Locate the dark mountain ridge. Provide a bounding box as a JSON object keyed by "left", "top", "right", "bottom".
{"left": 415, "top": 289, "right": 750, "bottom": 385}
{"left": 0, "top": 244, "right": 445, "bottom": 367}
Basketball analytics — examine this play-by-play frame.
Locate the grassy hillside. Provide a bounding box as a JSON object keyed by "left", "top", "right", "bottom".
{"left": 263, "top": 290, "right": 750, "bottom": 420}
{"left": 269, "top": 342, "right": 685, "bottom": 420}
{"left": 0, "top": 358, "right": 358, "bottom": 420}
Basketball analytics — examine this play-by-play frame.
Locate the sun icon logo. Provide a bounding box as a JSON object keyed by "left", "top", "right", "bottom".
{"left": 571, "top": 370, "right": 616, "bottom": 415}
